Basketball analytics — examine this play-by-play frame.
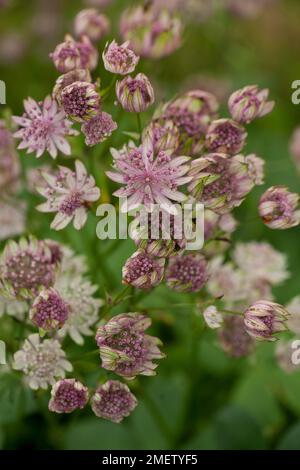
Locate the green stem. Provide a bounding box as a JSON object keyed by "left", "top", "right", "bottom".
{"left": 137, "top": 113, "right": 142, "bottom": 141}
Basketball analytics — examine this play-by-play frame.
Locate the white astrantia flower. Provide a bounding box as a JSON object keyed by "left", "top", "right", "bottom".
{"left": 203, "top": 306, "right": 223, "bottom": 329}
{"left": 13, "top": 334, "right": 72, "bottom": 390}
{"left": 0, "top": 295, "right": 28, "bottom": 320}
{"left": 56, "top": 274, "right": 103, "bottom": 345}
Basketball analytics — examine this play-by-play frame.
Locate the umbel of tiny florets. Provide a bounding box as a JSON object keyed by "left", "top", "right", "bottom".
{"left": 0, "top": 237, "right": 58, "bottom": 300}
{"left": 60, "top": 81, "right": 100, "bottom": 122}
{"left": 166, "top": 253, "right": 209, "bottom": 293}
{"left": 228, "top": 85, "right": 274, "bottom": 124}
{"left": 81, "top": 111, "right": 117, "bottom": 146}
{"left": 53, "top": 69, "right": 92, "bottom": 104}
{"left": 116, "top": 73, "right": 155, "bottom": 113}
{"left": 49, "top": 378, "right": 89, "bottom": 413}
{"left": 258, "top": 185, "right": 300, "bottom": 230}
{"left": 244, "top": 300, "right": 290, "bottom": 342}
{"left": 91, "top": 380, "right": 137, "bottom": 423}
{"left": 95, "top": 312, "right": 165, "bottom": 379}
{"left": 122, "top": 249, "right": 165, "bottom": 290}
{"left": 205, "top": 118, "right": 247, "bottom": 155}
{"left": 30, "top": 287, "right": 70, "bottom": 331}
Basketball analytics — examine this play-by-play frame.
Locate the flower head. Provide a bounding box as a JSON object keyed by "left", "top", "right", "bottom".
{"left": 13, "top": 96, "right": 78, "bottom": 159}
{"left": 91, "top": 380, "right": 137, "bottom": 423}
{"left": 81, "top": 111, "right": 117, "bottom": 146}
{"left": 244, "top": 300, "right": 290, "bottom": 342}
{"left": 53, "top": 69, "right": 91, "bottom": 103}
{"left": 49, "top": 379, "right": 89, "bottom": 413}
{"left": 95, "top": 312, "right": 164, "bottom": 379}
{"left": 159, "top": 90, "right": 219, "bottom": 155}
{"left": 166, "top": 253, "right": 208, "bottom": 292}
{"left": 74, "top": 9, "right": 110, "bottom": 42}
{"left": 120, "top": 6, "right": 182, "bottom": 59}
{"left": 188, "top": 153, "right": 254, "bottom": 214}
{"left": 30, "top": 287, "right": 69, "bottom": 331}
{"left": 228, "top": 85, "right": 274, "bottom": 124}
{"left": 259, "top": 186, "right": 300, "bottom": 230}
{"left": 103, "top": 40, "right": 139, "bottom": 75}
{"left": 245, "top": 153, "right": 265, "bottom": 185}
{"left": 13, "top": 333, "right": 72, "bottom": 389}
{"left": 36, "top": 160, "right": 100, "bottom": 230}
{"left": 0, "top": 237, "right": 58, "bottom": 299}
{"left": 116, "top": 73, "right": 154, "bottom": 113}
{"left": 77, "top": 35, "right": 99, "bottom": 70}
{"left": 218, "top": 315, "right": 255, "bottom": 357}
{"left": 60, "top": 81, "right": 100, "bottom": 122}
{"left": 144, "top": 120, "right": 180, "bottom": 154}
{"left": 122, "top": 249, "right": 165, "bottom": 290}
{"left": 205, "top": 118, "right": 247, "bottom": 155}
{"left": 107, "top": 131, "right": 191, "bottom": 212}
{"left": 50, "top": 35, "right": 82, "bottom": 73}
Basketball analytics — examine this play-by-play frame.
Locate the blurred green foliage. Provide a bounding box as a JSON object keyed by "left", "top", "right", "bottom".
{"left": 1, "top": 0, "right": 300, "bottom": 451}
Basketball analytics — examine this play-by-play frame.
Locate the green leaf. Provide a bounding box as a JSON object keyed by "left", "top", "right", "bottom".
{"left": 0, "top": 373, "right": 28, "bottom": 425}
{"left": 277, "top": 423, "right": 300, "bottom": 450}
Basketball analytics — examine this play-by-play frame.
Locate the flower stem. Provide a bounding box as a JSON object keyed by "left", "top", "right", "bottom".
{"left": 137, "top": 113, "right": 142, "bottom": 141}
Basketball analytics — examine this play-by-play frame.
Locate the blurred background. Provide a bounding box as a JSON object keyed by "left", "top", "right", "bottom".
{"left": 1, "top": 0, "right": 300, "bottom": 451}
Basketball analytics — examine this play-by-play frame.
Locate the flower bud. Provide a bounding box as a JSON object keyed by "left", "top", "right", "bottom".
{"left": 166, "top": 254, "right": 208, "bottom": 293}
{"left": 122, "top": 249, "right": 165, "bottom": 290}
{"left": 52, "top": 69, "right": 91, "bottom": 104}
{"left": 116, "top": 73, "right": 155, "bottom": 113}
{"left": 103, "top": 40, "right": 139, "bottom": 75}
{"left": 50, "top": 35, "right": 81, "bottom": 73}
{"left": 228, "top": 85, "right": 274, "bottom": 124}
{"left": 244, "top": 300, "right": 290, "bottom": 342}
{"left": 258, "top": 186, "right": 300, "bottom": 230}
{"left": 74, "top": 9, "right": 110, "bottom": 42}
{"left": 49, "top": 379, "right": 89, "bottom": 413}
{"left": 29, "top": 288, "right": 69, "bottom": 331}
{"left": 205, "top": 118, "right": 247, "bottom": 155}
{"left": 61, "top": 81, "right": 100, "bottom": 122}
{"left": 91, "top": 380, "right": 137, "bottom": 423}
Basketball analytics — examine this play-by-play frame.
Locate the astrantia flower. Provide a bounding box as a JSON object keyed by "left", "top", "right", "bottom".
{"left": 166, "top": 253, "right": 208, "bottom": 292}
{"left": 122, "top": 249, "right": 165, "bottom": 290}
{"left": 103, "top": 40, "right": 139, "bottom": 75}
{"left": 13, "top": 333, "right": 72, "bottom": 389}
{"left": 233, "top": 242, "right": 289, "bottom": 285}
{"left": 258, "top": 186, "right": 300, "bottom": 230}
{"left": 77, "top": 35, "right": 99, "bottom": 70}
{"left": 144, "top": 120, "right": 180, "bottom": 154}
{"left": 188, "top": 153, "right": 254, "bottom": 214}
{"left": 228, "top": 85, "right": 274, "bottom": 124}
{"left": 36, "top": 160, "right": 100, "bottom": 230}
{"left": 205, "top": 119, "right": 247, "bottom": 155}
{"left": 0, "top": 120, "right": 21, "bottom": 194}
{"left": 0, "top": 237, "right": 57, "bottom": 299}
{"left": 81, "top": 111, "right": 117, "bottom": 146}
{"left": 60, "top": 81, "right": 100, "bottom": 122}
{"left": 91, "top": 380, "right": 137, "bottom": 423}
{"left": 116, "top": 73, "right": 154, "bottom": 113}
{"left": 95, "top": 312, "right": 164, "bottom": 379}
{"left": 202, "top": 305, "right": 223, "bottom": 329}
{"left": 107, "top": 131, "right": 191, "bottom": 212}
{"left": 50, "top": 35, "right": 82, "bottom": 73}
{"left": 56, "top": 274, "right": 103, "bottom": 345}
{"left": 30, "top": 288, "right": 69, "bottom": 331}
{"left": 120, "top": 6, "right": 182, "bottom": 59}
{"left": 245, "top": 153, "right": 265, "bottom": 185}
{"left": 53, "top": 69, "right": 91, "bottom": 103}
{"left": 49, "top": 379, "right": 89, "bottom": 413}
{"left": 74, "top": 9, "right": 110, "bottom": 42}
{"left": 244, "top": 300, "right": 290, "bottom": 342}
{"left": 12, "top": 96, "right": 78, "bottom": 159}
{"left": 159, "top": 90, "right": 219, "bottom": 155}
{"left": 219, "top": 315, "right": 255, "bottom": 357}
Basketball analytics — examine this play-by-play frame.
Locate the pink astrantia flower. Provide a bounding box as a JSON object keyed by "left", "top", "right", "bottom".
{"left": 29, "top": 287, "right": 69, "bottom": 331}
{"left": 205, "top": 118, "right": 247, "bottom": 155}
{"left": 188, "top": 153, "right": 254, "bottom": 214}
{"left": 228, "top": 85, "right": 274, "bottom": 124}
{"left": 120, "top": 5, "right": 182, "bottom": 59}
{"left": 77, "top": 35, "right": 99, "bottom": 70}
{"left": 12, "top": 96, "right": 78, "bottom": 159}
{"left": 74, "top": 9, "right": 110, "bottom": 42}
{"left": 50, "top": 35, "right": 82, "bottom": 73}
{"left": 106, "top": 130, "right": 191, "bottom": 212}
{"left": 103, "top": 40, "right": 139, "bottom": 75}
{"left": 53, "top": 69, "right": 92, "bottom": 103}
{"left": 36, "top": 160, "right": 100, "bottom": 230}
{"left": 166, "top": 253, "right": 208, "bottom": 293}
{"left": 116, "top": 73, "right": 155, "bottom": 113}
{"left": 49, "top": 379, "right": 89, "bottom": 413}
{"left": 95, "top": 312, "right": 164, "bottom": 379}
{"left": 122, "top": 249, "right": 165, "bottom": 289}
{"left": 60, "top": 81, "right": 100, "bottom": 122}
{"left": 259, "top": 186, "right": 300, "bottom": 230}
{"left": 81, "top": 111, "right": 117, "bottom": 146}
{"left": 143, "top": 120, "right": 180, "bottom": 154}
{"left": 244, "top": 300, "right": 290, "bottom": 342}
{"left": 91, "top": 380, "right": 137, "bottom": 423}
